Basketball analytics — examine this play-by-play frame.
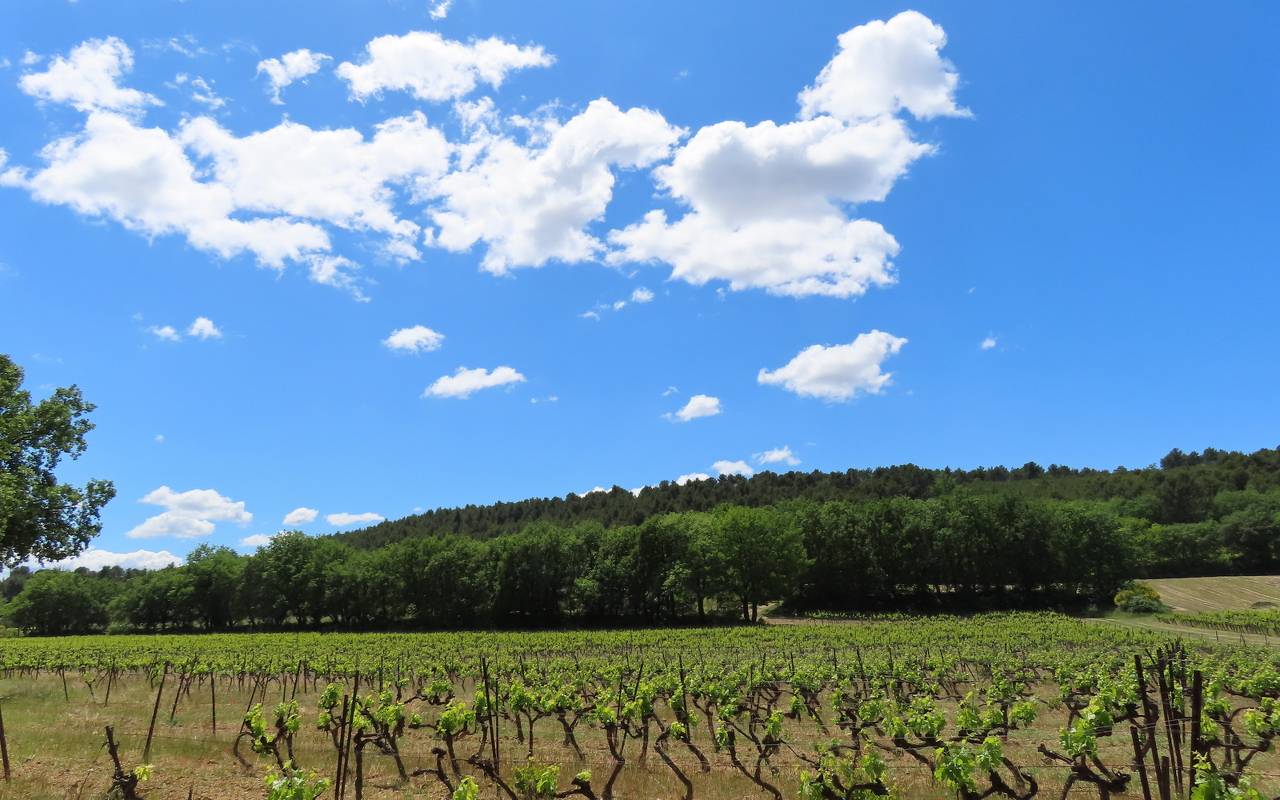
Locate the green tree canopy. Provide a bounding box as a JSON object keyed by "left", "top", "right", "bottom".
{"left": 0, "top": 354, "right": 115, "bottom": 567}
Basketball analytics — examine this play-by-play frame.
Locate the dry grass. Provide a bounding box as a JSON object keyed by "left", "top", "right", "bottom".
{"left": 3, "top": 671, "right": 1270, "bottom": 800}
{"left": 1140, "top": 576, "right": 1280, "bottom": 613}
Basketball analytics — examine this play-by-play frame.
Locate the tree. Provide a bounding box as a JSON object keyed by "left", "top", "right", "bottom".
{"left": 185, "top": 544, "right": 244, "bottom": 629}
{"left": 8, "top": 569, "right": 111, "bottom": 634}
{"left": 0, "top": 354, "right": 116, "bottom": 567}
{"left": 711, "top": 505, "right": 808, "bottom": 622}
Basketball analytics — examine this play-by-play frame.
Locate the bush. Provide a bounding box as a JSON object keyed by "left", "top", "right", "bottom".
{"left": 1113, "top": 582, "right": 1167, "bottom": 613}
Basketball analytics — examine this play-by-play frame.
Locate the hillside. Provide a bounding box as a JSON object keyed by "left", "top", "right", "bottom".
{"left": 335, "top": 445, "right": 1280, "bottom": 549}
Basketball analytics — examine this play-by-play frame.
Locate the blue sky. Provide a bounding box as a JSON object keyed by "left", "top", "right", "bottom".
{"left": 2, "top": 1, "right": 1278, "bottom": 568}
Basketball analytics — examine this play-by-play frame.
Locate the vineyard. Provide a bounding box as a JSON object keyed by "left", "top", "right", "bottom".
{"left": 0, "top": 614, "right": 1277, "bottom": 799}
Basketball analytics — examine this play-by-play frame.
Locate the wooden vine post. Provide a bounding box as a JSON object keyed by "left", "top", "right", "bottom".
{"left": 0, "top": 701, "right": 10, "bottom": 782}
{"left": 143, "top": 662, "right": 169, "bottom": 762}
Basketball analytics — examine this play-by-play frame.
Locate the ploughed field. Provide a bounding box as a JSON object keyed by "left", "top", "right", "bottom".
{"left": 0, "top": 614, "right": 1276, "bottom": 799}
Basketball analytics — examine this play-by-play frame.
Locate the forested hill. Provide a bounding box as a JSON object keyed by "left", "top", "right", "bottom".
{"left": 337, "top": 446, "right": 1280, "bottom": 549}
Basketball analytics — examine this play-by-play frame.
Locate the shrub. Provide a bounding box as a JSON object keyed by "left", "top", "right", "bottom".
{"left": 1114, "top": 582, "right": 1167, "bottom": 613}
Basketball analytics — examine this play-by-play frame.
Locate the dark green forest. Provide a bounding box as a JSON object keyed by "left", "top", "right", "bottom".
{"left": 3, "top": 445, "right": 1279, "bottom": 636}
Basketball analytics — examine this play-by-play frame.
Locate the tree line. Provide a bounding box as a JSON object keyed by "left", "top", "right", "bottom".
{"left": 2, "top": 493, "right": 1153, "bottom": 635}
{"left": 340, "top": 446, "right": 1280, "bottom": 567}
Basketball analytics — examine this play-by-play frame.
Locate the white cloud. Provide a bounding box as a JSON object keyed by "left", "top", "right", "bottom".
{"left": 8, "top": 111, "right": 330, "bottom": 269}
{"left": 326, "top": 511, "right": 384, "bottom": 527}
{"left": 153, "top": 434, "right": 165, "bottom": 444}
{"left": 429, "top": 98, "right": 683, "bottom": 272}
{"left": 755, "top": 445, "right": 800, "bottom": 466}
{"left": 579, "top": 486, "right": 607, "bottom": 496}
{"left": 149, "top": 324, "right": 181, "bottom": 342}
{"left": 383, "top": 324, "right": 445, "bottom": 353}
{"left": 337, "top": 31, "right": 552, "bottom": 103}
{"left": 609, "top": 12, "right": 964, "bottom": 298}
{"left": 172, "top": 73, "right": 226, "bottom": 110}
{"left": 630, "top": 287, "right": 654, "bottom": 303}
{"left": 19, "top": 37, "right": 161, "bottom": 113}
{"left": 713, "top": 459, "right": 754, "bottom": 477}
{"left": 798, "top": 11, "right": 968, "bottom": 123}
{"left": 43, "top": 547, "right": 183, "bottom": 571}
{"left": 282, "top": 507, "right": 319, "bottom": 526}
{"left": 608, "top": 115, "right": 922, "bottom": 298}
{"left": 424, "top": 365, "right": 526, "bottom": 399}
{"left": 3, "top": 96, "right": 452, "bottom": 294}
{"left": 180, "top": 111, "right": 450, "bottom": 255}
{"left": 980, "top": 336, "right": 997, "bottom": 350}
{"left": 675, "top": 472, "right": 711, "bottom": 485}
{"left": 21, "top": 51, "right": 42, "bottom": 67}
{"left": 665, "top": 393, "right": 721, "bottom": 423}
{"left": 238, "top": 533, "right": 275, "bottom": 549}
{"left": 580, "top": 310, "right": 601, "bottom": 321}
{"left": 126, "top": 485, "right": 252, "bottom": 539}
{"left": 257, "top": 49, "right": 330, "bottom": 104}
{"left": 428, "top": 0, "right": 453, "bottom": 20}
{"left": 662, "top": 386, "right": 679, "bottom": 396}
{"left": 307, "top": 255, "right": 368, "bottom": 300}
{"left": 187, "top": 316, "right": 222, "bottom": 340}
{"left": 126, "top": 511, "right": 215, "bottom": 539}
{"left": 758, "top": 329, "right": 907, "bottom": 401}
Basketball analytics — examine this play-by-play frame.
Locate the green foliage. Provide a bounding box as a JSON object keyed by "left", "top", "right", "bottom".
{"left": 0, "top": 354, "right": 115, "bottom": 567}
{"left": 264, "top": 764, "right": 329, "bottom": 800}
{"left": 1190, "top": 756, "right": 1263, "bottom": 800}
{"left": 9, "top": 444, "right": 1280, "bottom": 634}
{"left": 513, "top": 762, "right": 560, "bottom": 799}
{"left": 1114, "top": 582, "right": 1167, "bottom": 613}
{"left": 451, "top": 777, "right": 480, "bottom": 800}
{"left": 8, "top": 570, "right": 111, "bottom": 634}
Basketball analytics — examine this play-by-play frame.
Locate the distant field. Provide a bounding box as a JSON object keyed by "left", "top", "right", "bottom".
{"left": 1141, "top": 575, "right": 1280, "bottom": 612}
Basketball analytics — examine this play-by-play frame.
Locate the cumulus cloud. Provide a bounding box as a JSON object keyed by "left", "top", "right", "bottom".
{"left": 337, "top": 31, "right": 552, "bottom": 102}
{"left": 257, "top": 49, "right": 330, "bottom": 104}
{"left": 665, "top": 393, "right": 721, "bottom": 423}
{"left": 428, "top": 0, "right": 453, "bottom": 20}
{"left": 630, "top": 287, "right": 654, "bottom": 303}
{"left": 179, "top": 111, "right": 450, "bottom": 257}
{"left": 383, "top": 324, "right": 445, "bottom": 353}
{"left": 327, "top": 511, "right": 384, "bottom": 527}
{"left": 609, "top": 11, "right": 964, "bottom": 298}
{"left": 981, "top": 336, "right": 997, "bottom": 350}
{"left": 424, "top": 365, "right": 526, "bottom": 398}
{"left": 6, "top": 111, "right": 331, "bottom": 269}
{"left": 126, "top": 485, "right": 252, "bottom": 539}
{"left": 147, "top": 316, "right": 221, "bottom": 341}
{"left": 4, "top": 58, "right": 450, "bottom": 295}
{"left": 429, "top": 98, "right": 682, "bottom": 272}
{"left": 42, "top": 547, "right": 183, "bottom": 571}
{"left": 19, "top": 37, "right": 161, "bottom": 113}
{"left": 675, "top": 472, "right": 711, "bottom": 485}
{"left": 282, "top": 507, "right": 319, "bottom": 526}
{"left": 798, "top": 10, "right": 968, "bottom": 123}
{"left": 187, "top": 316, "right": 222, "bottom": 339}
{"left": 713, "top": 459, "right": 754, "bottom": 477}
{"left": 755, "top": 445, "right": 800, "bottom": 466}
{"left": 758, "top": 329, "right": 907, "bottom": 401}
{"left": 239, "top": 533, "right": 275, "bottom": 549}
{"left": 149, "top": 324, "right": 181, "bottom": 342}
